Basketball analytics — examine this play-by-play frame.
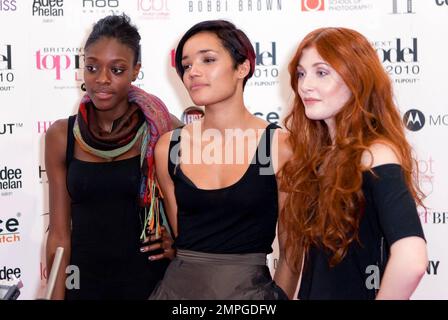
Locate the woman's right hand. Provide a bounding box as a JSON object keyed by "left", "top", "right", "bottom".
{"left": 140, "top": 226, "right": 176, "bottom": 261}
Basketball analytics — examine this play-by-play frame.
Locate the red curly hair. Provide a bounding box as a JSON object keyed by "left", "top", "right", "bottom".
{"left": 280, "top": 27, "right": 424, "bottom": 271}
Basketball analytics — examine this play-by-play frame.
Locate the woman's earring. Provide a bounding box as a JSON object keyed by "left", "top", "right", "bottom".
{"left": 81, "top": 83, "right": 86, "bottom": 92}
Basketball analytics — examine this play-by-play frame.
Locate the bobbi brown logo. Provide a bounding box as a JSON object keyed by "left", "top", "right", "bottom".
{"left": 236, "top": 0, "right": 282, "bottom": 11}
{"left": 187, "top": 0, "right": 282, "bottom": 13}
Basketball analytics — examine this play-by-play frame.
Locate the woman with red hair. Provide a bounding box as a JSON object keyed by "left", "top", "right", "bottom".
{"left": 280, "top": 27, "right": 427, "bottom": 299}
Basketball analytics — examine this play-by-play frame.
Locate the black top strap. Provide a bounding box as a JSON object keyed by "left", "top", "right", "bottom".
{"left": 168, "top": 128, "right": 182, "bottom": 180}
{"left": 66, "top": 115, "right": 76, "bottom": 168}
{"left": 255, "top": 123, "right": 280, "bottom": 172}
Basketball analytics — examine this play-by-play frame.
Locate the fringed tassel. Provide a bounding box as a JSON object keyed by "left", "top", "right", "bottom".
{"left": 140, "top": 178, "right": 165, "bottom": 242}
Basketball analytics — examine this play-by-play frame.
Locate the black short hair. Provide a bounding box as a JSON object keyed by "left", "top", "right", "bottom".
{"left": 84, "top": 13, "right": 141, "bottom": 65}
{"left": 175, "top": 20, "right": 255, "bottom": 88}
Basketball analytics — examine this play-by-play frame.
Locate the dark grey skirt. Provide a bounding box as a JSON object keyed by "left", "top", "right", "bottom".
{"left": 149, "top": 249, "right": 288, "bottom": 300}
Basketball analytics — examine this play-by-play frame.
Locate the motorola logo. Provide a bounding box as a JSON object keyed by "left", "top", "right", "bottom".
{"left": 403, "top": 109, "right": 425, "bottom": 131}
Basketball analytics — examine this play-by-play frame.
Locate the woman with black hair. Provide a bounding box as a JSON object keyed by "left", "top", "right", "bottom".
{"left": 45, "top": 14, "right": 180, "bottom": 300}
{"left": 149, "top": 20, "right": 298, "bottom": 300}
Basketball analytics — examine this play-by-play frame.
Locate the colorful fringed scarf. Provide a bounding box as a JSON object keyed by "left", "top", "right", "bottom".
{"left": 73, "top": 85, "right": 171, "bottom": 241}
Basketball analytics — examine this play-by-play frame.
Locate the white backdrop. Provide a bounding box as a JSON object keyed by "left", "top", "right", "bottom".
{"left": 0, "top": 0, "right": 447, "bottom": 299}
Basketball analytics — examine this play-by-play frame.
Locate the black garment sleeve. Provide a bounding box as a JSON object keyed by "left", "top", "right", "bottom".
{"left": 366, "top": 164, "right": 425, "bottom": 246}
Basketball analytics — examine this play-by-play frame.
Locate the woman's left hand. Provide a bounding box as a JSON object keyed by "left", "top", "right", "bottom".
{"left": 140, "top": 226, "right": 176, "bottom": 260}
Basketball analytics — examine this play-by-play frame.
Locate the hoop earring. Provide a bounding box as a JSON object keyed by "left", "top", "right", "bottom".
{"left": 81, "top": 83, "right": 86, "bottom": 92}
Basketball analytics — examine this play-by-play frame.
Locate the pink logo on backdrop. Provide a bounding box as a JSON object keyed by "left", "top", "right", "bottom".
{"left": 35, "top": 51, "right": 70, "bottom": 80}
{"left": 35, "top": 49, "right": 84, "bottom": 80}
{"left": 417, "top": 156, "right": 435, "bottom": 197}
{"left": 37, "top": 121, "right": 53, "bottom": 134}
{"left": 170, "top": 49, "right": 176, "bottom": 68}
{"left": 137, "top": 0, "right": 170, "bottom": 18}
{"left": 301, "top": 0, "right": 325, "bottom": 11}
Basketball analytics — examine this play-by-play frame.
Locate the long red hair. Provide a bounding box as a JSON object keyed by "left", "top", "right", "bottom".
{"left": 280, "top": 27, "right": 424, "bottom": 271}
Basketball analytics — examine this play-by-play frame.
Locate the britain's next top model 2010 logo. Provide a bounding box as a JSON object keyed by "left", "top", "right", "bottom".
{"left": 0, "top": 44, "right": 15, "bottom": 92}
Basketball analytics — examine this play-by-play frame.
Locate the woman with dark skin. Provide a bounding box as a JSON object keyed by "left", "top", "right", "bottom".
{"left": 45, "top": 14, "right": 180, "bottom": 300}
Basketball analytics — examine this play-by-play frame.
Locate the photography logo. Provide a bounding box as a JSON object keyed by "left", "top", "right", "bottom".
{"left": 403, "top": 109, "right": 425, "bottom": 131}
{"left": 301, "top": 0, "right": 324, "bottom": 11}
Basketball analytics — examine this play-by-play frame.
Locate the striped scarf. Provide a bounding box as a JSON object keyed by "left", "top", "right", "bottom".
{"left": 73, "top": 85, "right": 171, "bottom": 241}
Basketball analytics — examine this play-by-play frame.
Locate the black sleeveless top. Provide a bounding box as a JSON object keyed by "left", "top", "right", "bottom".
{"left": 168, "top": 123, "right": 280, "bottom": 254}
{"left": 298, "top": 164, "right": 425, "bottom": 300}
{"left": 65, "top": 115, "right": 168, "bottom": 300}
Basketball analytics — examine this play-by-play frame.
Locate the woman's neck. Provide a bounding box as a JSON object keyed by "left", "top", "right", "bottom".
{"left": 201, "top": 91, "right": 252, "bottom": 132}
{"left": 202, "top": 104, "right": 252, "bottom": 133}
{"left": 93, "top": 102, "right": 130, "bottom": 133}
